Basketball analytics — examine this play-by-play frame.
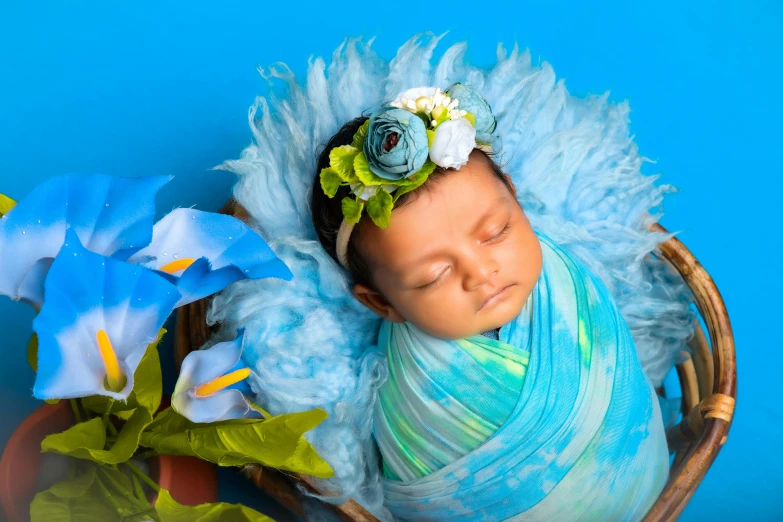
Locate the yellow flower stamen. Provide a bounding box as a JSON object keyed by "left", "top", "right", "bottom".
{"left": 194, "top": 367, "right": 251, "bottom": 397}
{"left": 96, "top": 330, "right": 124, "bottom": 392}
{"left": 159, "top": 258, "right": 196, "bottom": 274}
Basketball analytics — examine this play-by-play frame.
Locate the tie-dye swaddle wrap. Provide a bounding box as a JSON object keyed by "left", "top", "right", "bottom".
{"left": 374, "top": 233, "right": 669, "bottom": 521}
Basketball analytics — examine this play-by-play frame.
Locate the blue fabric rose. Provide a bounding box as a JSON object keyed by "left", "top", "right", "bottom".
{"left": 363, "top": 107, "right": 429, "bottom": 180}
{"left": 446, "top": 83, "right": 497, "bottom": 144}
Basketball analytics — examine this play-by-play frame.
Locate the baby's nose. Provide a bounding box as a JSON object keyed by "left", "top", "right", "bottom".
{"left": 462, "top": 254, "right": 499, "bottom": 291}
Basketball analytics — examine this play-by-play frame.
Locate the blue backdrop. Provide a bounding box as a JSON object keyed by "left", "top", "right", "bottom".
{"left": 1, "top": 1, "right": 780, "bottom": 519}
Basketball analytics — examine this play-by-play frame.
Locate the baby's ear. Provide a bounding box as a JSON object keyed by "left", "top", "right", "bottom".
{"left": 352, "top": 284, "right": 406, "bottom": 323}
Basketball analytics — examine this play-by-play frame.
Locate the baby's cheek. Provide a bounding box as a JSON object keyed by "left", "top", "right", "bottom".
{"left": 432, "top": 291, "right": 477, "bottom": 334}
{"left": 509, "top": 227, "right": 542, "bottom": 282}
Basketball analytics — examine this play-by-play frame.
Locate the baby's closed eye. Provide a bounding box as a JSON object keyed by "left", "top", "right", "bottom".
{"left": 482, "top": 221, "right": 513, "bottom": 244}
{"left": 415, "top": 266, "right": 452, "bottom": 291}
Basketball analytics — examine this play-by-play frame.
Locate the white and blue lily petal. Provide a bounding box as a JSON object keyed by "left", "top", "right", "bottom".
{"left": 0, "top": 173, "right": 171, "bottom": 308}
{"left": 127, "top": 208, "right": 293, "bottom": 307}
{"left": 172, "top": 328, "right": 262, "bottom": 423}
{"left": 32, "top": 229, "right": 181, "bottom": 400}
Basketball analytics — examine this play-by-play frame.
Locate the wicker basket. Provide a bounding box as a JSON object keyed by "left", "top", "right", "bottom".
{"left": 174, "top": 200, "right": 736, "bottom": 522}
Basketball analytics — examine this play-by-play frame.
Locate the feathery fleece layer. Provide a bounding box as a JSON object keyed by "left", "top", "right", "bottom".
{"left": 208, "top": 33, "right": 694, "bottom": 518}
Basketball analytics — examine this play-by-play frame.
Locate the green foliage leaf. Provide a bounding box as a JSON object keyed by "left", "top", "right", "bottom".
{"left": 28, "top": 332, "right": 38, "bottom": 372}
{"left": 42, "top": 407, "right": 153, "bottom": 464}
{"left": 140, "top": 407, "right": 196, "bottom": 457}
{"left": 141, "top": 407, "right": 333, "bottom": 478}
{"left": 353, "top": 152, "right": 389, "bottom": 187}
{"left": 341, "top": 197, "right": 364, "bottom": 225}
{"left": 30, "top": 466, "right": 141, "bottom": 522}
{"left": 30, "top": 471, "right": 112, "bottom": 522}
{"left": 0, "top": 193, "right": 16, "bottom": 216}
{"left": 350, "top": 120, "right": 370, "bottom": 150}
{"left": 246, "top": 400, "right": 271, "bottom": 419}
{"left": 366, "top": 188, "right": 393, "bottom": 229}
{"left": 464, "top": 111, "right": 476, "bottom": 126}
{"left": 329, "top": 145, "right": 359, "bottom": 181}
{"left": 156, "top": 488, "right": 273, "bottom": 522}
{"left": 133, "top": 329, "right": 165, "bottom": 414}
{"left": 319, "top": 167, "right": 342, "bottom": 198}
{"left": 42, "top": 417, "right": 106, "bottom": 457}
{"left": 82, "top": 330, "right": 165, "bottom": 418}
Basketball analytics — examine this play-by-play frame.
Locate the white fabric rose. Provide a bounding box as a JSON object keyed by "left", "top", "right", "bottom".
{"left": 429, "top": 118, "right": 477, "bottom": 169}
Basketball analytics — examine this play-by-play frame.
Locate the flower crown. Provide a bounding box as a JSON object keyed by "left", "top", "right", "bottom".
{"left": 319, "top": 83, "right": 498, "bottom": 268}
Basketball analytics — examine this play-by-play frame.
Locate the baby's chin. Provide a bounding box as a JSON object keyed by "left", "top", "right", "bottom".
{"left": 473, "top": 283, "right": 530, "bottom": 335}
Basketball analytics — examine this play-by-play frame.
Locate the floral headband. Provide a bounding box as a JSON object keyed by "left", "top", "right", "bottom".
{"left": 319, "top": 83, "right": 498, "bottom": 268}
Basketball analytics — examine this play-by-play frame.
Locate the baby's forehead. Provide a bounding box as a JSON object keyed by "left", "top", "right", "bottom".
{"left": 364, "top": 197, "right": 513, "bottom": 273}
{"left": 405, "top": 164, "right": 510, "bottom": 210}
{"left": 358, "top": 154, "right": 515, "bottom": 266}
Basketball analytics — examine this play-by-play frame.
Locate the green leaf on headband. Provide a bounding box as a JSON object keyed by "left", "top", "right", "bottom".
{"left": 426, "top": 129, "right": 436, "bottom": 148}
{"left": 353, "top": 152, "right": 388, "bottom": 186}
{"left": 393, "top": 162, "right": 435, "bottom": 201}
{"left": 341, "top": 197, "right": 364, "bottom": 224}
{"left": 351, "top": 119, "right": 370, "bottom": 150}
{"left": 0, "top": 193, "right": 16, "bottom": 217}
{"left": 329, "top": 145, "right": 359, "bottom": 181}
{"left": 319, "top": 167, "right": 342, "bottom": 198}
{"left": 366, "top": 188, "right": 393, "bottom": 229}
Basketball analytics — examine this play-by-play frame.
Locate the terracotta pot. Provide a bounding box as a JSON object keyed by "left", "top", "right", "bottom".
{"left": 0, "top": 401, "right": 218, "bottom": 522}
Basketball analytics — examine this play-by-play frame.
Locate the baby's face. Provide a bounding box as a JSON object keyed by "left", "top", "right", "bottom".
{"left": 354, "top": 151, "right": 543, "bottom": 340}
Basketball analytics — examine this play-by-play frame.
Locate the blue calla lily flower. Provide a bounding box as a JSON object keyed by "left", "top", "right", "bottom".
{"left": 172, "top": 328, "right": 262, "bottom": 423}
{"left": 32, "top": 229, "right": 181, "bottom": 400}
{"left": 127, "top": 209, "right": 293, "bottom": 307}
{"left": 0, "top": 174, "right": 171, "bottom": 308}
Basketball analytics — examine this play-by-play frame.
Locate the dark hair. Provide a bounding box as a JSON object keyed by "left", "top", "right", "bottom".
{"left": 310, "top": 116, "right": 514, "bottom": 290}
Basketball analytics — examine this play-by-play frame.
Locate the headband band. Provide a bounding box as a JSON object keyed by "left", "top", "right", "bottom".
{"left": 336, "top": 220, "right": 355, "bottom": 269}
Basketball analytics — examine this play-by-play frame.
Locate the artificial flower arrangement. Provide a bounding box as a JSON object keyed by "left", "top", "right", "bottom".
{"left": 319, "top": 84, "right": 497, "bottom": 229}
{"left": 0, "top": 175, "right": 332, "bottom": 521}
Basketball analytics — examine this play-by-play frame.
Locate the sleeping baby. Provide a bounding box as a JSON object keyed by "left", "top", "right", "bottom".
{"left": 309, "top": 85, "right": 669, "bottom": 521}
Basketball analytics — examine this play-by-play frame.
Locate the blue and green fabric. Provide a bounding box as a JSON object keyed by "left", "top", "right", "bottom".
{"left": 374, "top": 233, "right": 669, "bottom": 521}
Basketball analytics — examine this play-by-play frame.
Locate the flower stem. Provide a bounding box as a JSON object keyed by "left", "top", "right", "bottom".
{"left": 103, "top": 399, "right": 119, "bottom": 437}
{"left": 69, "top": 399, "right": 83, "bottom": 423}
{"left": 98, "top": 466, "right": 148, "bottom": 511}
{"left": 134, "top": 450, "right": 158, "bottom": 461}
{"left": 94, "top": 474, "right": 131, "bottom": 514}
{"left": 126, "top": 460, "right": 160, "bottom": 493}
{"left": 130, "top": 471, "right": 147, "bottom": 502}
{"left": 123, "top": 507, "right": 159, "bottom": 522}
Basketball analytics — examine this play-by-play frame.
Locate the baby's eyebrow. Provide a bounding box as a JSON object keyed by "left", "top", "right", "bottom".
{"left": 468, "top": 196, "right": 510, "bottom": 236}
